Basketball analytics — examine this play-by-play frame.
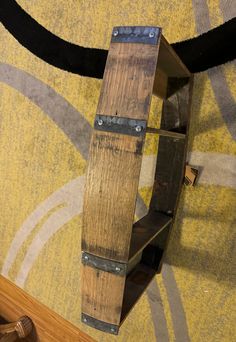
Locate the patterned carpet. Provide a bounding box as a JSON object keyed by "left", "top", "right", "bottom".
{"left": 0, "top": 1, "right": 235, "bottom": 341}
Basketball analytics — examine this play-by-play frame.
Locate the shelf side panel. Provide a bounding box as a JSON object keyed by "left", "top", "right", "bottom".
{"left": 150, "top": 80, "right": 193, "bottom": 214}
{"left": 82, "top": 38, "right": 161, "bottom": 262}
{"left": 150, "top": 78, "right": 194, "bottom": 271}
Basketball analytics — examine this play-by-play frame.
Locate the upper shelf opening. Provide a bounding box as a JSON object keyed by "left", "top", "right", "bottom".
{"left": 158, "top": 36, "right": 191, "bottom": 78}
{"left": 153, "top": 35, "right": 191, "bottom": 99}
{"left": 128, "top": 210, "right": 172, "bottom": 262}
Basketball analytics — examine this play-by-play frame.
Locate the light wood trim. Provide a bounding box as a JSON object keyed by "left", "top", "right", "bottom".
{"left": 0, "top": 276, "right": 94, "bottom": 342}
{"left": 146, "top": 127, "right": 185, "bottom": 139}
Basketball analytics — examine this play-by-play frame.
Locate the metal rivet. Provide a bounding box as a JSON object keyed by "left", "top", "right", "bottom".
{"left": 83, "top": 318, "right": 87, "bottom": 322}
{"left": 111, "top": 328, "right": 115, "bottom": 333}
{"left": 113, "top": 30, "right": 119, "bottom": 37}
{"left": 84, "top": 255, "right": 89, "bottom": 260}
{"left": 115, "top": 267, "right": 121, "bottom": 272}
{"left": 149, "top": 31, "right": 155, "bottom": 38}
{"left": 97, "top": 119, "right": 103, "bottom": 126}
{"left": 135, "top": 125, "right": 142, "bottom": 133}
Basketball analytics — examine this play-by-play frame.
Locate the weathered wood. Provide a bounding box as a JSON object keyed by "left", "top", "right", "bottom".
{"left": 97, "top": 42, "right": 160, "bottom": 119}
{"left": 82, "top": 32, "right": 161, "bottom": 329}
{"left": 82, "top": 265, "right": 125, "bottom": 325}
{"left": 82, "top": 37, "right": 161, "bottom": 263}
{"left": 81, "top": 26, "right": 193, "bottom": 335}
{"left": 82, "top": 131, "right": 144, "bottom": 262}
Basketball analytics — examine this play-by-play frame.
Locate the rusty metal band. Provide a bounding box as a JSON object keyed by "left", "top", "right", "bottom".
{"left": 81, "top": 313, "right": 119, "bottom": 335}
{"left": 94, "top": 114, "right": 147, "bottom": 137}
{"left": 111, "top": 26, "right": 161, "bottom": 45}
{"left": 82, "top": 251, "right": 127, "bottom": 276}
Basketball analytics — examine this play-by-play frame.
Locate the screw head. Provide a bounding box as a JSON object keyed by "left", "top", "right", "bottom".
{"left": 84, "top": 255, "right": 89, "bottom": 260}
{"left": 97, "top": 119, "right": 103, "bottom": 126}
{"left": 135, "top": 125, "right": 142, "bottom": 133}
{"left": 111, "top": 328, "right": 115, "bottom": 333}
{"left": 113, "top": 30, "right": 119, "bottom": 37}
{"left": 83, "top": 318, "right": 87, "bottom": 323}
{"left": 115, "top": 267, "right": 121, "bottom": 272}
{"left": 149, "top": 31, "right": 155, "bottom": 38}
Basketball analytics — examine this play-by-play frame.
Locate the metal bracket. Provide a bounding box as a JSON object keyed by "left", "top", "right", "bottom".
{"left": 111, "top": 26, "right": 161, "bottom": 45}
{"left": 94, "top": 114, "right": 146, "bottom": 137}
{"left": 82, "top": 252, "right": 127, "bottom": 276}
{"left": 82, "top": 313, "right": 119, "bottom": 335}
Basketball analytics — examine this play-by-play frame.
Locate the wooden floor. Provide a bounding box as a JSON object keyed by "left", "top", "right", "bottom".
{"left": 0, "top": 276, "right": 94, "bottom": 342}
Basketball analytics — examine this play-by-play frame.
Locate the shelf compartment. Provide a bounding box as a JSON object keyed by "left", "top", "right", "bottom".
{"left": 129, "top": 210, "right": 172, "bottom": 262}
{"left": 121, "top": 263, "right": 156, "bottom": 322}
{"left": 121, "top": 222, "right": 171, "bottom": 321}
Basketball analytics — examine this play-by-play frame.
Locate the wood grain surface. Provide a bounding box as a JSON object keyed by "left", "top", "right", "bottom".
{"left": 0, "top": 276, "right": 94, "bottom": 342}
{"left": 82, "top": 28, "right": 192, "bottom": 332}
{"left": 82, "top": 39, "right": 161, "bottom": 262}
{"left": 97, "top": 42, "right": 160, "bottom": 118}
{"left": 82, "top": 264, "right": 125, "bottom": 325}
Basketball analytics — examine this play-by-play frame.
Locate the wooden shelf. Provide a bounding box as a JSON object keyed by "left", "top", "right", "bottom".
{"left": 146, "top": 128, "right": 186, "bottom": 139}
{"left": 81, "top": 25, "right": 193, "bottom": 335}
{"left": 129, "top": 211, "right": 172, "bottom": 262}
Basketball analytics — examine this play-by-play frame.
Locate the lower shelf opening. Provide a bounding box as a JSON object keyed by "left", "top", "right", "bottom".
{"left": 121, "top": 222, "right": 171, "bottom": 322}
{"left": 121, "top": 262, "right": 157, "bottom": 322}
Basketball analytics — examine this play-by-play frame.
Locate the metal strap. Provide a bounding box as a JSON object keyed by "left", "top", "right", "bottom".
{"left": 82, "top": 313, "right": 119, "bottom": 335}
{"left": 82, "top": 252, "right": 127, "bottom": 276}
{"left": 94, "top": 114, "right": 146, "bottom": 137}
{"left": 111, "top": 26, "right": 161, "bottom": 45}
